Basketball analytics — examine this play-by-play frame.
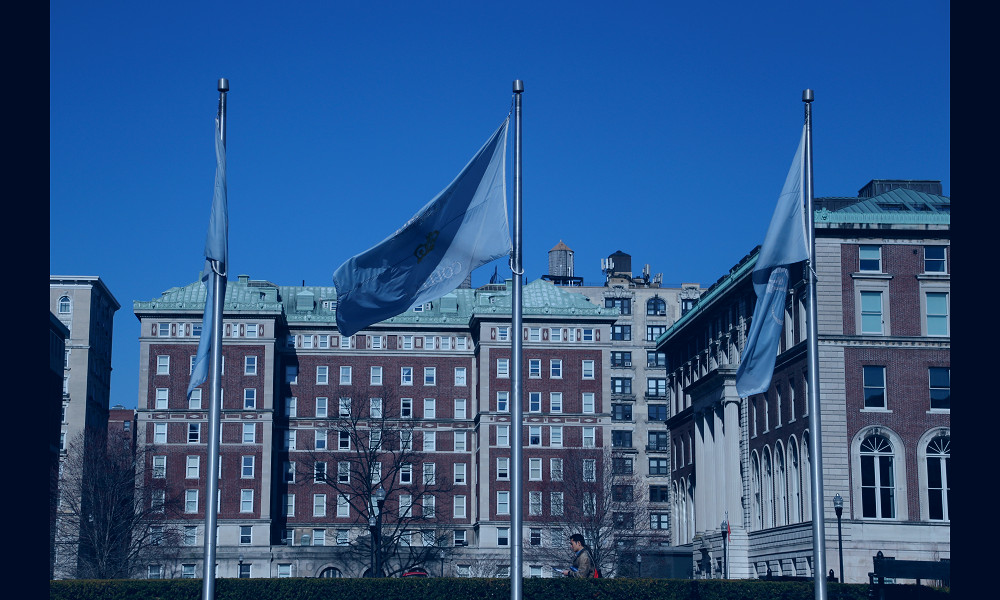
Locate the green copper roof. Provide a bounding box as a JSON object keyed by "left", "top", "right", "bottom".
{"left": 135, "top": 274, "right": 616, "bottom": 326}
{"left": 816, "top": 189, "right": 950, "bottom": 225}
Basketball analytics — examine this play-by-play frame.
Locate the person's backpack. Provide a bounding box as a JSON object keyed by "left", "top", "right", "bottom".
{"left": 586, "top": 549, "right": 602, "bottom": 578}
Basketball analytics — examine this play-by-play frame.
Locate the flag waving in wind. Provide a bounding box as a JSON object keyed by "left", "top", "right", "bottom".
{"left": 735, "top": 125, "right": 809, "bottom": 397}
{"left": 333, "top": 119, "right": 512, "bottom": 337}
{"left": 187, "top": 118, "right": 228, "bottom": 398}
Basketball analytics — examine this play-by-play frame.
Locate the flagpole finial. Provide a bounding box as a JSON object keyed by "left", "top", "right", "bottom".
{"left": 218, "top": 78, "right": 229, "bottom": 93}
{"left": 513, "top": 80, "right": 523, "bottom": 93}
{"left": 802, "top": 89, "right": 814, "bottom": 103}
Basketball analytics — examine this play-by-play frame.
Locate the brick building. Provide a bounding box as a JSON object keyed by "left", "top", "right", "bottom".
{"left": 133, "top": 276, "right": 619, "bottom": 578}
{"left": 655, "top": 180, "right": 950, "bottom": 583}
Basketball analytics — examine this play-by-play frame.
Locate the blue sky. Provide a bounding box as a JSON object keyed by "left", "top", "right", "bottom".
{"left": 50, "top": 1, "right": 950, "bottom": 410}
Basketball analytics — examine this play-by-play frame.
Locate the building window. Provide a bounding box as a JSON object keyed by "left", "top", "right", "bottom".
{"left": 283, "top": 461, "right": 295, "bottom": 483}
{"left": 285, "top": 397, "right": 297, "bottom": 418}
{"left": 611, "top": 351, "right": 631, "bottom": 367}
{"left": 497, "top": 457, "right": 510, "bottom": 480}
{"left": 454, "top": 495, "right": 467, "bottom": 518}
{"left": 649, "top": 486, "right": 669, "bottom": 503}
{"left": 497, "top": 391, "right": 509, "bottom": 412}
{"left": 243, "top": 388, "right": 256, "bottom": 410}
{"left": 371, "top": 366, "right": 383, "bottom": 385}
{"left": 153, "top": 423, "right": 167, "bottom": 444}
{"left": 583, "top": 459, "right": 596, "bottom": 481}
{"left": 550, "top": 426, "right": 563, "bottom": 447}
{"left": 551, "top": 492, "right": 564, "bottom": 516}
{"left": 244, "top": 355, "right": 257, "bottom": 375}
{"left": 583, "top": 427, "right": 596, "bottom": 448}
{"left": 647, "top": 351, "right": 666, "bottom": 368}
{"left": 156, "top": 355, "right": 170, "bottom": 375}
{"left": 497, "top": 359, "right": 509, "bottom": 378}
{"left": 337, "top": 530, "right": 349, "bottom": 546}
{"left": 497, "top": 326, "right": 510, "bottom": 341}
{"left": 315, "top": 429, "right": 327, "bottom": 450}
{"left": 497, "top": 492, "right": 510, "bottom": 515}
{"left": 496, "top": 425, "right": 509, "bottom": 447}
{"left": 339, "top": 397, "right": 351, "bottom": 417}
{"left": 647, "top": 378, "right": 667, "bottom": 397}
{"left": 648, "top": 431, "right": 669, "bottom": 451}
{"left": 860, "top": 291, "right": 884, "bottom": 334}
{"left": 550, "top": 458, "right": 563, "bottom": 481}
{"left": 277, "top": 564, "right": 292, "bottom": 578}
{"left": 455, "top": 398, "right": 467, "bottom": 420}
{"left": 612, "top": 325, "right": 631, "bottom": 341}
{"left": 285, "top": 431, "right": 296, "bottom": 451}
{"left": 185, "top": 489, "right": 198, "bottom": 513}
{"left": 497, "top": 527, "right": 510, "bottom": 547}
{"left": 455, "top": 367, "right": 467, "bottom": 386}
{"left": 240, "top": 524, "right": 252, "bottom": 543}
{"left": 158, "top": 323, "right": 171, "bottom": 337}
{"left": 529, "top": 327, "right": 542, "bottom": 341}
{"left": 582, "top": 393, "right": 595, "bottom": 414}
{"left": 528, "top": 392, "right": 542, "bottom": 413}
{"left": 316, "top": 366, "right": 329, "bottom": 385}
{"left": 189, "top": 389, "right": 202, "bottom": 410}
{"left": 400, "top": 398, "right": 412, "bottom": 419}
{"left": 423, "top": 398, "right": 436, "bottom": 419}
{"left": 401, "top": 367, "right": 413, "bottom": 386}
{"left": 340, "top": 335, "right": 352, "bottom": 349}
{"left": 186, "top": 455, "right": 200, "bottom": 479}
{"left": 612, "top": 404, "right": 632, "bottom": 421}
{"left": 423, "top": 431, "right": 436, "bottom": 451}
{"left": 183, "top": 526, "right": 197, "bottom": 546}
{"left": 646, "top": 325, "right": 667, "bottom": 342}
{"left": 650, "top": 513, "right": 669, "bottom": 530}
{"left": 58, "top": 296, "right": 71, "bottom": 313}
{"left": 924, "top": 246, "right": 946, "bottom": 273}
{"left": 454, "top": 430, "right": 467, "bottom": 451}
{"left": 863, "top": 366, "right": 887, "bottom": 409}
{"left": 314, "top": 494, "right": 327, "bottom": 517}
{"left": 612, "top": 430, "right": 632, "bottom": 448}
{"left": 424, "top": 367, "right": 436, "bottom": 386}
{"left": 338, "top": 430, "right": 350, "bottom": 450}
{"left": 612, "top": 378, "right": 632, "bottom": 394}
{"left": 188, "top": 423, "right": 201, "bottom": 444}
{"left": 147, "top": 565, "right": 162, "bottom": 579}
{"left": 152, "top": 455, "right": 166, "bottom": 478}
{"left": 370, "top": 397, "right": 383, "bottom": 419}
{"left": 529, "top": 426, "right": 542, "bottom": 446}
{"left": 340, "top": 366, "right": 352, "bottom": 385}
{"left": 859, "top": 245, "right": 882, "bottom": 271}
{"left": 647, "top": 297, "right": 666, "bottom": 316}
{"left": 550, "top": 359, "right": 563, "bottom": 378}
{"left": 925, "top": 435, "right": 950, "bottom": 521}
{"left": 285, "top": 366, "right": 298, "bottom": 384}
{"left": 929, "top": 367, "right": 950, "bottom": 410}
{"left": 284, "top": 494, "right": 295, "bottom": 517}
{"left": 315, "top": 397, "right": 327, "bottom": 418}
{"left": 241, "top": 456, "right": 254, "bottom": 478}
{"left": 582, "top": 360, "right": 595, "bottom": 379}
{"left": 455, "top": 463, "right": 467, "bottom": 484}
{"left": 925, "top": 292, "right": 949, "bottom": 336}
{"left": 155, "top": 388, "right": 168, "bottom": 410}
{"left": 549, "top": 392, "right": 563, "bottom": 413}
{"left": 860, "top": 434, "right": 896, "bottom": 519}
{"left": 649, "top": 459, "right": 669, "bottom": 475}
{"left": 312, "top": 529, "right": 326, "bottom": 546}
{"left": 242, "top": 423, "right": 255, "bottom": 444}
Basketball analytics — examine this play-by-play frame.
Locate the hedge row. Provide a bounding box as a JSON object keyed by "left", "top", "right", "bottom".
{"left": 50, "top": 577, "right": 949, "bottom": 600}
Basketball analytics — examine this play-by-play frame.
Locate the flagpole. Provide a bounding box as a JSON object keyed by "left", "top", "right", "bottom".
{"left": 202, "top": 78, "right": 228, "bottom": 600}
{"left": 802, "top": 88, "right": 828, "bottom": 600}
{"left": 510, "top": 79, "right": 524, "bottom": 600}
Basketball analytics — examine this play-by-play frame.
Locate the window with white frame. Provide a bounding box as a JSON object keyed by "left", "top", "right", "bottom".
{"left": 313, "top": 494, "right": 327, "bottom": 517}
{"left": 529, "top": 359, "right": 541, "bottom": 378}
{"left": 582, "top": 360, "right": 595, "bottom": 379}
{"left": 315, "top": 397, "right": 327, "bottom": 418}
{"left": 529, "top": 426, "right": 541, "bottom": 446}
{"left": 422, "top": 496, "right": 435, "bottom": 518}
{"left": 424, "top": 367, "right": 436, "bottom": 386}
{"left": 860, "top": 291, "right": 884, "bottom": 334}
{"left": 284, "top": 396, "right": 297, "bottom": 418}
{"left": 315, "top": 429, "right": 327, "bottom": 450}
{"left": 550, "top": 392, "right": 562, "bottom": 413}
{"left": 302, "top": 335, "right": 314, "bottom": 349}
{"left": 318, "top": 335, "right": 329, "bottom": 349}
{"left": 152, "top": 490, "right": 165, "bottom": 513}
{"left": 337, "top": 530, "right": 350, "bottom": 546}
{"left": 859, "top": 245, "right": 882, "bottom": 271}
{"left": 400, "top": 430, "right": 413, "bottom": 451}
{"left": 497, "top": 327, "right": 510, "bottom": 341}
{"left": 529, "top": 458, "right": 542, "bottom": 481}
{"left": 371, "top": 335, "right": 384, "bottom": 349}
{"left": 454, "top": 430, "right": 467, "bottom": 451}
{"left": 455, "top": 398, "right": 467, "bottom": 420}
{"left": 243, "top": 388, "right": 256, "bottom": 409}
{"left": 582, "top": 393, "right": 596, "bottom": 414}
{"left": 284, "top": 494, "right": 295, "bottom": 517}
{"left": 338, "top": 461, "right": 350, "bottom": 483}
{"left": 369, "top": 430, "right": 382, "bottom": 450}
{"left": 529, "top": 491, "right": 542, "bottom": 516}
{"left": 583, "top": 459, "right": 596, "bottom": 481}
{"left": 185, "top": 489, "right": 198, "bottom": 513}
{"left": 242, "top": 423, "right": 255, "bottom": 444}
{"left": 241, "top": 490, "right": 253, "bottom": 513}
{"left": 371, "top": 366, "right": 383, "bottom": 385}
{"left": 277, "top": 564, "right": 292, "bottom": 578}
{"left": 286, "top": 366, "right": 298, "bottom": 384}
{"left": 152, "top": 455, "right": 166, "bottom": 478}
{"left": 423, "top": 398, "right": 436, "bottom": 419}
{"left": 316, "top": 366, "right": 328, "bottom": 385}
{"left": 156, "top": 355, "right": 170, "bottom": 375}
{"left": 497, "top": 491, "right": 510, "bottom": 515}
{"left": 457, "top": 337, "right": 467, "bottom": 350}
{"left": 423, "top": 462, "right": 436, "bottom": 485}
{"left": 550, "top": 458, "right": 563, "bottom": 481}
{"left": 925, "top": 435, "right": 950, "bottom": 521}
{"left": 550, "top": 426, "right": 563, "bottom": 447}
{"left": 497, "top": 358, "right": 509, "bottom": 378}
{"left": 399, "top": 494, "right": 412, "bottom": 517}
{"left": 929, "top": 367, "right": 950, "bottom": 410}
{"left": 340, "top": 335, "right": 352, "bottom": 349}
{"left": 423, "top": 431, "right": 436, "bottom": 451}
{"left": 189, "top": 389, "right": 202, "bottom": 410}
{"left": 58, "top": 295, "right": 71, "bottom": 313}
{"left": 455, "top": 367, "right": 467, "bottom": 386}
{"left": 529, "top": 327, "right": 541, "bottom": 341}
{"left": 924, "top": 246, "right": 946, "bottom": 273}
{"left": 155, "top": 388, "right": 168, "bottom": 410}
{"left": 401, "top": 335, "right": 413, "bottom": 349}
{"left": 455, "top": 462, "right": 467, "bottom": 484}
{"left": 186, "top": 455, "right": 200, "bottom": 479}
{"left": 550, "top": 328, "right": 562, "bottom": 341}
{"left": 400, "top": 398, "right": 413, "bottom": 419}
{"left": 529, "top": 392, "right": 541, "bottom": 413}
{"left": 497, "top": 457, "right": 510, "bottom": 480}
{"left": 312, "top": 529, "right": 326, "bottom": 546}
{"left": 283, "top": 461, "right": 295, "bottom": 484}
{"left": 401, "top": 366, "right": 413, "bottom": 386}
{"left": 339, "top": 397, "right": 351, "bottom": 417}
{"left": 497, "top": 391, "right": 509, "bottom": 412}
{"left": 183, "top": 526, "right": 197, "bottom": 546}
{"left": 551, "top": 492, "right": 564, "bottom": 516}
{"left": 242, "top": 456, "right": 254, "bottom": 478}
{"left": 188, "top": 423, "right": 201, "bottom": 444}
{"left": 284, "top": 430, "right": 296, "bottom": 450}
{"left": 339, "top": 366, "right": 352, "bottom": 385}
{"left": 497, "top": 425, "right": 509, "bottom": 447}
{"left": 148, "top": 565, "right": 162, "bottom": 579}
{"left": 550, "top": 359, "right": 562, "bottom": 378}
{"left": 339, "top": 430, "right": 350, "bottom": 450}
{"left": 925, "top": 292, "right": 949, "bottom": 336}
{"left": 370, "top": 397, "right": 383, "bottom": 419}
{"left": 154, "top": 423, "right": 167, "bottom": 444}
{"left": 454, "top": 495, "right": 467, "bottom": 518}
{"left": 314, "top": 462, "right": 327, "bottom": 483}
{"left": 497, "top": 527, "right": 510, "bottom": 547}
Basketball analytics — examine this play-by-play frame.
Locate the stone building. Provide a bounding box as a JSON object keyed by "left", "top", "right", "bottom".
{"left": 655, "top": 180, "right": 950, "bottom": 583}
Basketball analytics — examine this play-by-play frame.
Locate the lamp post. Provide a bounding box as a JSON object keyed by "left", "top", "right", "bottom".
{"left": 720, "top": 520, "right": 729, "bottom": 579}
{"left": 369, "top": 487, "right": 387, "bottom": 577}
{"left": 833, "top": 493, "right": 844, "bottom": 583}
{"left": 440, "top": 549, "right": 446, "bottom": 577}
{"left": 238, "top": 554, "right": 245, "bottom": 578}
{"left": 636, "top": 552, "right": 642, "bottom": 578}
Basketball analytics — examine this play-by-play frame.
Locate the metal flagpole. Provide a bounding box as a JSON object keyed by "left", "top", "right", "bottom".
{"left": 802, "top": 88, "right": 828, "bottom": 600}
{"left": 510, "top": 79, "right": 524, "bottom": 600}
{"left": 202, "top": 77, "right": 229, "bottom": 600}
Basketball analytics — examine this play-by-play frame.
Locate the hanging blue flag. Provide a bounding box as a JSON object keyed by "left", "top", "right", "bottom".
{"left": 333, "top": 119, "right": 512, "bottom": 337}
{"left": 187, "top": 118, "right": 228, "bottom": 398}
{"left": 735, "top": 125, "right": 809, "bottom": 397}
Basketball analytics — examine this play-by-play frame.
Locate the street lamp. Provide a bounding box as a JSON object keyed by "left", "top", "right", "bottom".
{"left": 636, "top": 552, "right": 642, "bottom": 578}
{"left": 720, "top": 520, "right": 729, "bottom": 579}
{"left": 440, "top": 549, "right": 446, "bottom": 577}
{"left": 369, "top": 487, "right": 387, "bottom": 577}
{"left": 238, "top": 554, "right": 246, "bottom": 578}
{"left": 833, "top": 493, "right": 844, "bottom": 583}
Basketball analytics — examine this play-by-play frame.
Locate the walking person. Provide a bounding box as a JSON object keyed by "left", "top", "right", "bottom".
{"left": 558, "top": 534, "right": 599, "bottom": 578}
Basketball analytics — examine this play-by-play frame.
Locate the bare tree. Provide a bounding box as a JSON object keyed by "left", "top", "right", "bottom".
{"left": 55, "top": 431, "right": 181, "bottom": 579}
{"left": 529, "top": 447, "right": 665, "bottom": 577}
{"left": 296, "top": 382, "right": 455, "bottom": 577}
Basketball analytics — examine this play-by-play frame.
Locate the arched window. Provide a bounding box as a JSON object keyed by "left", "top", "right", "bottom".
{"left": 925, "top": 435, "right": 950, "bottom": 521}
{"left": 860, "top": 434, "right": 896, "bottom": 519}
{"left": 59, "top": 295, "right": 71, "bottom": 314}
{"left": 751, "top": 452, "right": 762, "bottom": 530}
{"left": 801, "top": 432, "right": 811, "bottom": 520}
{"left": 647, "top": 296, "right": 666, "bottom": 316}
{"left": 762, "top": 447, "right": 774, "bottom": 528}
{"left": 319, "top": 567, "right": 342, "bottom": 578}
{"left": 686, "top": 478, "right": 695, "bottom": 542}
{"left": 787, "top": 438, "right": 801, "bottom": 523}
{"left": 774, "top": 441, "right": 787, "bottom": 526}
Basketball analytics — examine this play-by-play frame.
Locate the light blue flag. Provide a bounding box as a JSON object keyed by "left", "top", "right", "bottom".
{"left": 333, "top": 118, "right": 511, "bottom": 337}
{"left": 187, "top": 118, "right": 228, "bottom": 398}
{"left": 735, "top": 125, "right": 809, "bottom": 397}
